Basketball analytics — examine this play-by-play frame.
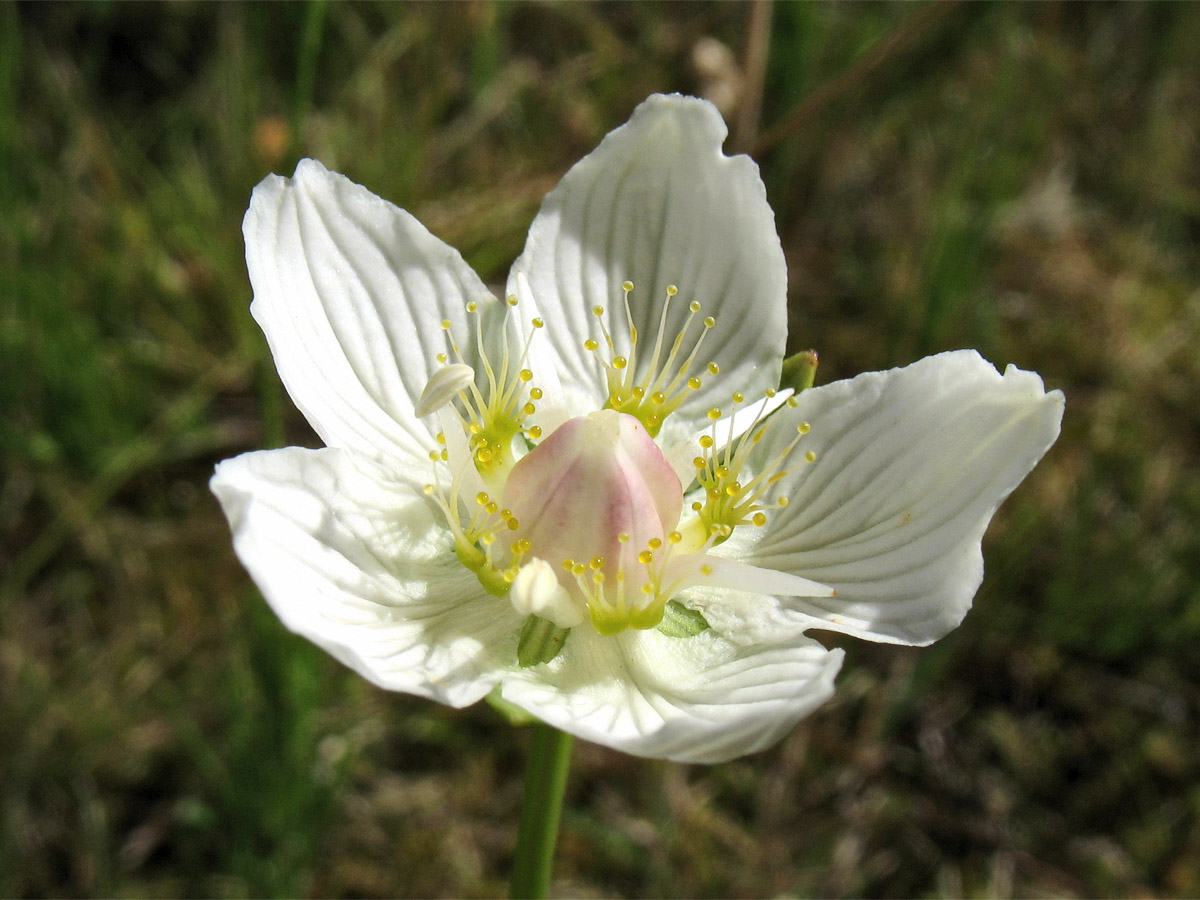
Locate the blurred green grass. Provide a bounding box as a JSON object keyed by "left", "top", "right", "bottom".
{"left": 2, "top": 2, "right": 1199, "bottom": 897}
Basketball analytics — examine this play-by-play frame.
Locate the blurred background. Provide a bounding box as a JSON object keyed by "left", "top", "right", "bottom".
{"left": 3, "top": 1, "right": 1199, "bottom": 896}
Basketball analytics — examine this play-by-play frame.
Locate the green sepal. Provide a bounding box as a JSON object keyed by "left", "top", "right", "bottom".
{"left": 485, "top": 685, "right": 539, "bottom": 726}
{"left": 517, "top": 615, "right": 570, "bottom": 667}
{"left": 780, "top": 349, "right": 819, "bottom": 392}
{"left": 657, "top": 600, "right": 711, "bottom": 638}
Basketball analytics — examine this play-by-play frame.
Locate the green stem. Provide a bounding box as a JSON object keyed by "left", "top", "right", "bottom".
{"left": 510, "top": 724, "right": 573, "bottom": 899}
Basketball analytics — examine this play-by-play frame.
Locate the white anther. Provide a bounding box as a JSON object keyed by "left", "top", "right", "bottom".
{"left": 415, "top": 363, "right": 475, "bottom": 417}
{"left": 510, "top": 558, "right": 585, "bottom": 628}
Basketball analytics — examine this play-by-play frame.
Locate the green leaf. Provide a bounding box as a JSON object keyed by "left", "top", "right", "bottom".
{"left": 517, "top": 615, "right": 570, "bottom": 667}
{"left": 657, "top": 600, "right": 710, "bottom": 638}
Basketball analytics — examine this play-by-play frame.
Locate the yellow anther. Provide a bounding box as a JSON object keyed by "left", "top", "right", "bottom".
{"left": 523, "top": 402, "right": 536, "bottom": 415}
{"left": 528, "top": 425, "right": 542, "bottom": 439}
{"left": 589, "top": 556, "right": 605, "bottom": 570}
{"left": 752, "top": 512, "right": 768, "bottom": 526}
{"left": 476, "top": 492, "right": 489, "bottom": 505}
{"left": 529, "top": 387, "right": 543, "bottom": 399}
{"left": 786, "top": 397, "right": 799, "bottom": 407}
{"left": 637, "top": 550, "right": 653, "bottom": 565}
{"left": 703, "top": 316, "right": 716, "bottom": 328}
{"left": 732, "top": 391, "right": 744, "bottom": 403}
{"left": 423, "top": 484, "right": 435, "bottom": 495}
{"left": 532, "top": 317, "right": 544, "bottom": 328}
{"left": 592, "top": 305, "right": 604, "bottom": 316}
{"left": 519, "top": 368, "right": 533, "bottom": 382}
{"left": 648, "top": 538, "right": 662, "bottom": 550}
{"left": 562, "top": 558, "right": 575, "bottom": 571}
{"left": 506, "top": 293, "right": 518, "bottom": 306}
{"left": 700, "top": 564, "right": 713, "bottom": 576}
{"left": 641, "top": 584, "right": 654, "bottom": 595}
{"left": 777, "top": 496, "right": 790, "bottom": 507}
{"left": 436, "top": 431, "right": 447, "bottom": 444}
{"left": 707, "top": 408, "right": 721, "bottom": 421}
{"left": 687, "top": 376, "right": 702, "bottom": 389}
{"left": 707, "top": 362, "right": 719, "bottom": 375}
{"left": 584, "top": 338, "right": 599, "bottom": 351}
{"left": 440, "top": 318, "right": 452, "bottom": 330}
{"left": 485, "top": 501, "right": 498, "bottom": 514}
{"left": 651, "top": 391, "right": 666, "bottom": 404}
{"left": 799, "top": 421, "right": 811, "bottom": 434}
{"left": 466, "top": 300, "right": 478, "bottom": 313}
{"left": 572, "top": 562, "right": 586, "bottom": 576}
{"left": 617, "top": 532, "right": 631, "bottom": 544}
{"left": 805, "top": 450, "right": 817, "bottom": 462}
{"left": 428, "top": 450, "right": 439, "bottom": 461}
{"left": 622, "top": 280, "right": 634, "bottom": 292}
{"left": 613, "top": 356, "right": 627, "bottom": 369}
{"left": 436, "top": 352, "right": 448, "bottom": 363}
{"left": 593, "top": 571, "right": 606, "bottom": 584}
{"left": 693, "top": 456, "right": 706, "bottom": 469}
{"left": 688, "top": 300, "right": 701, "bottom": 313}
{"left": 668, "top": 531, "right": 682, "bottom": 544}
{"left": 632, "top": 386, "right": 646, "bottom": 399}
{"left": 666, "top": 284, "right": 678, "bottom": 296}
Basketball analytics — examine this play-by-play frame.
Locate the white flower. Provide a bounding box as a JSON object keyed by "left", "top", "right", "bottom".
{"left": 211, "top": 94, "right": 1064, "bottom": 764}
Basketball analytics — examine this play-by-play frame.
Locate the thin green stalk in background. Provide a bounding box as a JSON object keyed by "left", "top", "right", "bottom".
{"left": 509, "top": 724, "right": 573, "bottom": 899}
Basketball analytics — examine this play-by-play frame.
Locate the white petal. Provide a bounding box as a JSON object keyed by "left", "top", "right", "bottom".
{"left": 210, "top": 447, "right": 518, "bottom": 706}
{"left": 500, "top": 627, "right": 842, "bottom": 764}
{"left": 506, "top": 94, "right": 788, "bottom": 430}
{"left": 744, "top": 350, "right": 1064, "bottom": 645}
{"left": 244, "top": 159, "right": 495, "bottom": 467}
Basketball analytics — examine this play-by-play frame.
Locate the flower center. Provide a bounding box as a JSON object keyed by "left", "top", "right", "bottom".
{"left": 504, "top": 409, "right": 682, "bottom": 634}
{"left": 415, "top": 285, "right": 819, "bottom": 644}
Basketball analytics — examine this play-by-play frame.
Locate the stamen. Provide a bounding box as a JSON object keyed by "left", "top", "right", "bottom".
{"left": 585, "top": 280, "right": 720, "bottom": 437}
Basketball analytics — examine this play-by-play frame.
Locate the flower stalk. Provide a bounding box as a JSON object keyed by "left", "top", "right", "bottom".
{"left": 510, "top": 724, "right": 573, "bottom": 900}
